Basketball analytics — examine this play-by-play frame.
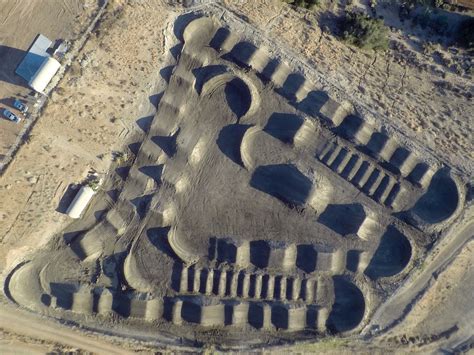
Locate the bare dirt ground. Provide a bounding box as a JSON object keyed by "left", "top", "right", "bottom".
{"left": 0, "top": 0, "right": 472, "bottom": 353}
{"left": 386, "top": 239, "right": 474, "bottom": 351}
{"left": 0, "top": 0, "right": 98, "bottom": 160}
{"left": 0, "top": 303, "right": 135, "bottom": 354}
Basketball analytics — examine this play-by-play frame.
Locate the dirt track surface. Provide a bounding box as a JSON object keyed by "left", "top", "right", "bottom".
{"left": 0, "top": 0, "right": 472, "bottom": 352}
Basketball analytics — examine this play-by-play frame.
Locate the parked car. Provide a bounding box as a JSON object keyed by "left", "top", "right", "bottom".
{"left": 3, "top": 109, "right": 21, "bottom": 123}
{"left": 13, "top": 99, "right": 28, "bottom": 114}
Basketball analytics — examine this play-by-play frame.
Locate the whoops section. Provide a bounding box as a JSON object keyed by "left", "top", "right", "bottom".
{"left": 5, "top": 14, "right": 464, "bottom": 346}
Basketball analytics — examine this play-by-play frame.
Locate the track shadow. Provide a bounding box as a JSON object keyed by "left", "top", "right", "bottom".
{"left": 160, "top": 66, "right": 174, "bottom": 84}
{"left": 297, "top": 90, "right": 329, "bottom": 117}
{"left": 216, "top": 124, "right": 251, "bottom": 166}
{"left": 171, "top": 262, "right": 184, "bottom": 292}
{"left": 170, "top": 43, "right": 183, "bottom": 60}
{"left": 102, "top": 251, "right": 128, "bottom": 287}
{"left": 50, "top": 283, "right": 78, "bottom": 310}
{"left": 138, "top": 164, "right": 164, "bottom": 184}
{"left": 130, "top": 194, "right": 153, "bottom": 219}
{"left": 149, "top": 92, "right": 163, "bottom": 109}
{"left": 173, "top": 13, "right": 202, "bottom": 42}
{"left": 182, "top": 301, "right": 201, "bottom": 324}
{"left": 263, "top": 113, "right": 304, "bottom": 144}
{"left": 250, "top": 240, "right": 270, "bottom": 269}
{"left": 112, "top": 293, "right": 131, "bottom": 317}
{"left": 386, "top": 147, "right": 411, "bottom": 175}
{"left": 346, "top": 250, "right": 363, "bottom": 273}
{"left": 209, "top": 237, "right": 239, "bottom": 264}
{"left": 224, "top": 78, "right": 252, "bottom": 119}
{"left": 147, "top": 227, "right": 179, "bottom": 259}
{"left": 272, "top": 304, "right": 289, "bottom": 329}
{"left": 332, "top": 114, "right": 364, "bottom": 141}
{"left": 209, "top": 27, "right": 231, "bottom": 51}
{"left": 250, "top": 164, "right": 312, "bottom": 208}
{"left": 407, "top": 162, "right": 429, "bottom": 187}
{"left": 151, "top": 131, "right": 178, "bottom": 157}
{"left": 326, "top": 276, "right": 365, "bottom": 333}
{"left": 222, "top": 41, "right": 257, "bottom": 69}
{"left": 0, "top": 45, "right": 30, "bottom": 88}
{"left": 62, "top": 230, "right": 86, "bottom": 244}
{"left": 192, "top": 65, "right": 228, "bottom": 94}
{"left": 135, "top": 115, "right": 153, "bottom": 133}
{"left": 106, "top": 188, "right": 120, "bottom": 201}
{"left": 296, "top": 244, "right": 317, "bottom": 273}
{"left": 365, "top": 132, "right": 389, "bottom": 157}
{"left": 248, "top": 303, "right": 264, "bottom": 329}
{"left": 364, "top": 226, "right": 412, "bottom": 279}
{"left": 115, "top": 166, "right": 131, "bottom": 181}
{"left": 278, "top": 73, "right": 306, "bottom": 101}
{"left": 258, "top": 58, "right": 280, "bottom": 83}
{"left": 128, "top": 142, "right": 141, "bottom": 156}
{"left": 412, "top": 168, "right": 458, "bottom": 224}
{"left": 318, "top": 203, "right": 366, "bottom": 236}
{"left": 94, "top": 209, "right": 107, "bottom": 221}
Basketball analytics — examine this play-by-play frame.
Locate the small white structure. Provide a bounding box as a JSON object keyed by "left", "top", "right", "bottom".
{"left": 66, "top": 185, "right": 96, "bottom": 219}
{"left": 28, "top": 57, "right": 61, "bottom": 93}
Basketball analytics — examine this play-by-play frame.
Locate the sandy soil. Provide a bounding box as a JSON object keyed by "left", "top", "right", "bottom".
{"left": 383, "top": 239, "right": 474, "bottom": 350}
{"left": 0, "top": 0, "right": 98, "bottom": 159}
{"left": 0, "top": 302, "right": 137, "bottom": 354}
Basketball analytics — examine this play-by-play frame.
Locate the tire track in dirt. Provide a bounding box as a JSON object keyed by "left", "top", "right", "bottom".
{"left": 0, "top": 304, "right": 135, "bottom": 354}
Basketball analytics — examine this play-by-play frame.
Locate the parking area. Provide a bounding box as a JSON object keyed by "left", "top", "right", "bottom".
{"left": 0, "top": 0, "right": 93, "bottom": 161}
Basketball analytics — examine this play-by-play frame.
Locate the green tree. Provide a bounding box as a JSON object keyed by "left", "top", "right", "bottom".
{"left": 341, "top": 12, "right": 390, "bottom": 51}
{"left": 282, "top": 0, "right": 321, "bottom": 10}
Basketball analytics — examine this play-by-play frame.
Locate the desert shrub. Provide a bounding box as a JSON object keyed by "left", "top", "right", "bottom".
{"left": 455, "top": 18, "right": 474, "bottom": 50}
{"left": 282, "top": 0, "right": 321, "bottom": 10}
{"left": 340, "top": 12, "right": 389, "bottom": 50}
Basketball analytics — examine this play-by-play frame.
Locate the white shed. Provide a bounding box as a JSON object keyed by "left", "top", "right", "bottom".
{"left": 28, "top": 57, "right": 61, "bottom": 93}
{"left": 66, "top": 185, "right": 96, "bottom": 219}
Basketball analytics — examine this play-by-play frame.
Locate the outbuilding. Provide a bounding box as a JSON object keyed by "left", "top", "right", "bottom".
{"left": 28, "top": 57, "right": 61, "bottom": 93}
{"left": 66, "top": 185, "right": 96, "bottom": 219}
{"left": 15, "top": 34, "right": 61, "bottom": 93}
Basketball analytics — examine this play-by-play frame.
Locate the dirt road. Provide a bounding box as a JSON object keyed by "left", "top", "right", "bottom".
{"left": 0, "top": 303, "right": 134, "bottom": 354}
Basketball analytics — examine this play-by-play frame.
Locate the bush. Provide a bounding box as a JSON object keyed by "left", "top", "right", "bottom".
{"left": 282, "top": 0, "right": 321, "bottom": 10}
{"left": 456, "top": 18, "right": 474, "bottom": 50}
{"left": 340, "top": 12, "right": 390, "bottom": 50}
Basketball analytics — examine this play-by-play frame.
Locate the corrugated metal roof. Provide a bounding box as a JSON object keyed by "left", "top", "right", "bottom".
{"left": 15, "top": 34, "right": 53, "bottom": 82}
